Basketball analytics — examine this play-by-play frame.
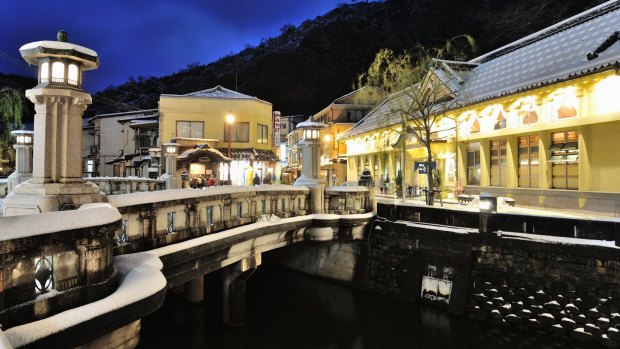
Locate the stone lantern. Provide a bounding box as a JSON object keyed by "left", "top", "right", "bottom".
{"left": 161, "top": 142, "right": 181, "bottom": 189}
{"left": 3, "top": 31, "right": 107, "bottom": 215}
{"left": 7, "top": 130, "right": 34, "bottom": 193}
{"left": 293, "top": 121, "right": 327, "bottom": 213}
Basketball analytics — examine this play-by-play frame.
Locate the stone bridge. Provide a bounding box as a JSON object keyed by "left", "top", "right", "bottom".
{"left": 0, "top": 185, "right": 373, "bottom": 348}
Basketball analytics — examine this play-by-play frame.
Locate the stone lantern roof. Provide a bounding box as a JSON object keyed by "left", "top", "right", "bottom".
{"left": 19, "top": 33, "right": 99, "bottom": 70}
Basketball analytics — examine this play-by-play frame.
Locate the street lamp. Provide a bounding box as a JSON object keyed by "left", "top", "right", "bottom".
{"left": 226, "top": 113, "right": 234, "bottom": 184}
{"left": 161, "top": 142, "right": 180, "bottom": 189}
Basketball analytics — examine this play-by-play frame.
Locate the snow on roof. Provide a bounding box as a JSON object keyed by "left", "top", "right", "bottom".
{"left": 461, "top": 0, "right": 620, "bottom": 105}
{"left": 108, "top": 185, "right": 309, "bottom": 208}
{"left": 296, "top": 121, "right": 327, "bottom": 129}
{"left": 3, "top": 252, "right": 165, "bottom": 348}
{"left": 0, "top": 203, "right": 120, "bottom": 241}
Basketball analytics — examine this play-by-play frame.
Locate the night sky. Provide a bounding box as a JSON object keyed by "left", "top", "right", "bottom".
{"left": 0, "top": 0, "right": 345, "bottom": 92}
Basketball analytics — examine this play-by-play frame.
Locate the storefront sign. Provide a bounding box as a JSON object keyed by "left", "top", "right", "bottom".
{"left": 273, "top": 111, "right": 281, "bottom": 147}
{"left": 415, "top": 161, "right": 436, "bottom": 174}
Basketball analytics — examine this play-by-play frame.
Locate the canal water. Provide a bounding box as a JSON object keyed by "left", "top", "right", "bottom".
{"left": 139, "top": 265, "right": 593, "bottom": 349}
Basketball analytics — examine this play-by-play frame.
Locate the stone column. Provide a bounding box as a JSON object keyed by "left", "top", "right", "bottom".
{"left": 221, "top": 254, "right": 261, "bottom": 327}
{"left": 184, "top": 276, "right": 204, "bottom": 303}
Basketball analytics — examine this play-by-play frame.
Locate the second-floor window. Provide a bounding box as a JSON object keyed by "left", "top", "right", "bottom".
{"left": 177, "top": 121, "right": 203, "bottom": 138}
{"left": 347, "top": 110, "right": 365, "bottom": 122}
{"left": 467, "top": 142, "right": 481, "bottom": 185}
{"left": 257, "top": 124, "right": 268, "bottom": 144}
{"left": 224, "top": 122, "right": 249, "bottom": 142}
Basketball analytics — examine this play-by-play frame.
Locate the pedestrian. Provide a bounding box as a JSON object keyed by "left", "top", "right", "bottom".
{"left": 253, "top": 173, "right": 261, "bottom": 186}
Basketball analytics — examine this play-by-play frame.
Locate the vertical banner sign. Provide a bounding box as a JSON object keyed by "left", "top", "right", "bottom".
{"left": 273, "top": 111, "right": 281, "bottom": 147}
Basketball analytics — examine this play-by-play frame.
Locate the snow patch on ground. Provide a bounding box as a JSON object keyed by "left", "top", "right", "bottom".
{"left": 3, "top": 253, "right": 165, "bottom": 348}
{"left": 0, "top": 203, "right": 121, "bottom": 241}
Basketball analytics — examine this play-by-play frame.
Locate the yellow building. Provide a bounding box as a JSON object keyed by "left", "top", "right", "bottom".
{"left": 159, "top": 86, "right": 277, "bottom": 185}
{"left": 287, "top": 86, "right": 385, "bottom": 186}
{"left": 339, "top": 1, "right": 620, "bottom": 213}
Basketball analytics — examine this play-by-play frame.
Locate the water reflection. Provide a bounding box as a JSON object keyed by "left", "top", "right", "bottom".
{"left": 139, "top": 266, "right": 595, "bottom": 349}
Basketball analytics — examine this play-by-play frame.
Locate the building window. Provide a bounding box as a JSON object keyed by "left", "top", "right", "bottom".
{"left": 552, "top": 88, "right": 579, "bottom": 120}
{"left": 347, "top": 110, "right": 365, "bottom": 122}
{"left": 490, "top": 139, "right": 507, "bottom": 187}
{"left": 206, "top": 206, "right": 213, "bottom": 225}
{"left": 482, "top": 105, "right": 506, "bottom": 130}
{"left": 550, "top": 131, "right": 579, "bottom": 190}
{"left": 517, "top": 98, "right": 539, "bottom": 126}
{"left": 518, "top": 135, "right": 539, "bottom": 188}
{"left": 167, "top": 212, "right": 176, "bottom": 233}
{"left": 176, "top": 121, "right": 204, "bottom": 138}
{"left": 467, "top": 142, "right": 481, "bottom": 185}
{"left": 257, "top": 124, "right": 269, "bottom": 144}
{"left": 469, "top": 115, "right": 480, "bottom": 133}
{"left": 224, "top": 122, "right": 249, "bottom": 142}
{"left": 34, "top": 256, "right": 54, "bottom": 294}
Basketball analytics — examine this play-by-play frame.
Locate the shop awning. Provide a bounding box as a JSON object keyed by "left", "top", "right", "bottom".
{"left": 178, "top": 145, "right": 230, "bottom": 163}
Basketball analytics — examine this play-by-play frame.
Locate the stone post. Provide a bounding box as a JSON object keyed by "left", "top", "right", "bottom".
{"left": 7, "top": 130, "right": 33, "bottom": 193}
{"left": 3, "top": 31, "right": 106, "bottom": 215}
{"left": 293, "top": 121, "right": 327, "bottom": 214}
{"left": 184, "top": 276, "right": 204, "bottom": 303}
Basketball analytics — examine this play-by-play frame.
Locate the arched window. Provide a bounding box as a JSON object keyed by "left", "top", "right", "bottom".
{"left": 469, "top": 114, "right": 480, "bottom": 133}
{"left": 68, "top": 64, "right": 79, "bottom": 85}
{"left": 552, "top": 87, "right": 578, "bottom": 120}
{"left": 481, "top": 104, "right": 506, "bottom": 130}
{"left": 40, "top": 62, "right": 49, "bottom": 83}
{"left": 51, "top": 61, "right": 65, "bottom": 82}
{"left": 516, "top": 97, "right": 539, "bottom": 126}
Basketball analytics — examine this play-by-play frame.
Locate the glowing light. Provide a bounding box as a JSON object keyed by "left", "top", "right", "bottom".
{"left": 593, "top": 75, "right": 620, "bottom": 115}
{"left": 68, "top": 64, "right": 79, "bottom": 85}
{"left": 51, "top": 61, "right": 64, "bottom": 81}
{"left": 226, "top": 114, "right": 235, "bottom": 124}
{"left": 40, "top": 62, "right": 49, "bottom": 82}
{"left": 324, "top": 134, "right": 332, "bottom": 142}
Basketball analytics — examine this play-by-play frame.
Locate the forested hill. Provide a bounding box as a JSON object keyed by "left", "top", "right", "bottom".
{"left": 9, "top": 0, "right": 607, "bottom": 118}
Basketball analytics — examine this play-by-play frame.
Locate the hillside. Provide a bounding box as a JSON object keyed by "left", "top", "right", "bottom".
{"left": 6, "top": 0, "right": 606, "bottom": 118}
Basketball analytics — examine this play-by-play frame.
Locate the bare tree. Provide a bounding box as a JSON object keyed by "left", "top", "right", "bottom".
{"left": 358, "top": 36, "right": 476, "bottom": 205}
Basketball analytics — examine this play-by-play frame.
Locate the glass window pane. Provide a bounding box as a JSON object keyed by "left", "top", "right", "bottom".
{"left": 40, "top": 62, "right": 49, "bottom": 82}
{"left": 191, "top": 122, "right": 203, "bottom": 138}
{"left": 177, "top": 121, "right": 190, "bottom": 138}
{"left": 68, "top": 64, "right": 79, "bottom": 85}
{"left": 51, "top": 62, "right": 64, "bottom": 81}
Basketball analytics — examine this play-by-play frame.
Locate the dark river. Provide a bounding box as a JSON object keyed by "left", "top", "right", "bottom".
{"left": 139, "top": 265, "right": 593, "bottom": 349}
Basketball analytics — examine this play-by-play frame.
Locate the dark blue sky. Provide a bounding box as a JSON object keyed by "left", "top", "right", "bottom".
{"left": 0, "top": 0, "right": 345, "bottom": 92}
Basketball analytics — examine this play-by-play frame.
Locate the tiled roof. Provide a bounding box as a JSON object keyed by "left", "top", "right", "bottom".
{"left": 462, "top": 0, "right": 620, "bottom": 105}
{"left": 182, "top": 85, "right": 254, "bottom": 99}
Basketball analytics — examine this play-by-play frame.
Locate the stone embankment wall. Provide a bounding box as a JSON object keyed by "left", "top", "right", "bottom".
{"left": 367, "top": 218, "right": 620, "bottom": 347}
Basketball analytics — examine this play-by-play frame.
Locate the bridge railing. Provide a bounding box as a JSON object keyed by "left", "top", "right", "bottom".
{"left": 0, "top": 203, "right": 120, "bottom": 329}
{"left": 86, "top": 177, "right": 165, "bottom": 195}
{"left": 108, "top": 184, "right": 311, "bottom": 254}
{"left": 325, "top": 186, "right": 370, "bottom": 214}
